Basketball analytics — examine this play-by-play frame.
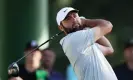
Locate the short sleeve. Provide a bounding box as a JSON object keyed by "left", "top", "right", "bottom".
{"left": 72, "top": 28, "right": 95, "bottom": 49}
{"left": 63, "top": 28, "right": 95, "bottom": 53}
{"left": 60, "top": 28, "right": 95, "bottom": 53}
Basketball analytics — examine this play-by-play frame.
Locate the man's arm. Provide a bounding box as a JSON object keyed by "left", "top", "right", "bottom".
{"left": 81, "top": 18, "right": 114, "bottom": 55}
{"left": 96, "top": 36, "right": 114, "bottom": 56}
{"left": 81, "top": 18, "right": 113, "bottom": 42}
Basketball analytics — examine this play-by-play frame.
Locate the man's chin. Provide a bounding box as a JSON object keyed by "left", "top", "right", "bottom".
{"left": 63, "top": 25, "right": 83, "bottom": 34}
{"left": 70, "top": 27, "right": 81, "bottom": 32}
{"left": 74, "top": 24, "right": 80, "bottom": 28}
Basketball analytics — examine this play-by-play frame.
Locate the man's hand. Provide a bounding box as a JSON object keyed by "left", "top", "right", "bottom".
{"left": 8, "top": 77, "right": 23, "bottom": 80}
{"left": 96, "top": 36, "right": 114, "bottom": 56}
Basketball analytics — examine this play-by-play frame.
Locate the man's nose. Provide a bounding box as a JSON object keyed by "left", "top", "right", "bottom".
{"left": 71, "top": 16, "right": 76, "bottom": 22}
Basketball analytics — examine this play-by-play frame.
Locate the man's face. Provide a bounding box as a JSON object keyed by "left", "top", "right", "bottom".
{"left": 60, "top": 12, "right": 82, "bottom": 33}
{"left": 41, "top": 50, "right": 55, "bottom": 68}
{"left": 124, "top": 46, "right": 133, "bottom": 62}
{"left": 25, "top": 49, "right": 42, "bottom": 63}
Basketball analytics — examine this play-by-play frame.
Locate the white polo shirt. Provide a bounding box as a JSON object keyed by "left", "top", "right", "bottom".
{"left": 60, "top": 28, "right": 118, "bottom": 80}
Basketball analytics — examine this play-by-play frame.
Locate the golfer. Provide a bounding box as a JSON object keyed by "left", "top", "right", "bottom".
{"left": 56, "top": 7, "right": 118, "bottom": 80}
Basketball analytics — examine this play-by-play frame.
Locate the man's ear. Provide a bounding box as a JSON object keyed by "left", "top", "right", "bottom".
{"left": 58, "top": 25, "right": 67, "bottom": 35}
{"left": 58, "top": 25, "right": 64, "bottom": 31}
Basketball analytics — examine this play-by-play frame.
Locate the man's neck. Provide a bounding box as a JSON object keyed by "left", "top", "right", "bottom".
{"left": 25, "top": 62, "right": 39, "bottom": 72}
{"left": 127, "top": 62, "right": 133, "bottom": 70}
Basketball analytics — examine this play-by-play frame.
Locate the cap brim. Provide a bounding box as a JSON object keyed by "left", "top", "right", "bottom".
{"left": 70, "top": 9, "right": 79, "bottom": 13}
{"left": 63, "top": 9, "right": 79, "bottom": 21}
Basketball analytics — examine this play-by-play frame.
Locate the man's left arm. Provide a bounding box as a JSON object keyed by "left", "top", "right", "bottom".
{"left": 81, "top": 18, "right": 114, "bottom": 55}
{"left": 96, "top": 36, "right": 114, "bottom": 56}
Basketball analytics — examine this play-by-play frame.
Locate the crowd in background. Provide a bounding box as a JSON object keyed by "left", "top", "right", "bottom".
{"left": 8, "top": 40, "right": 65, "bottom": 80}
{"left": 8, "top": 38, "right": 133, "bottom": 80}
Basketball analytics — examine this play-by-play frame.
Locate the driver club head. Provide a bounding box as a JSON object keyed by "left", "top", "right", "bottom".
{"left": 8, "top": 62, "right": 19, "bottom": 77}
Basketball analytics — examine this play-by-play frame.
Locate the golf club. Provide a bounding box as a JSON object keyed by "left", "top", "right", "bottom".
{"left": 8, "top": 31, "right": 63, "bottom": 76}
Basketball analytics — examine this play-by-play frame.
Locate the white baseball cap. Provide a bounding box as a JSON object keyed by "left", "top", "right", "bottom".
{"left": 56, "top": 7, "right": 79, "bottom": 26}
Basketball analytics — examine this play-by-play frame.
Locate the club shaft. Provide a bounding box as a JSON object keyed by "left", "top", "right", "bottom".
{"left": 14, "top": 31, "right": 63, "bottom": 64}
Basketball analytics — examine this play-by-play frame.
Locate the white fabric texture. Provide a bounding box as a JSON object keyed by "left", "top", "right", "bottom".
{"left": 60, "top": 28, "right": 118, "bottom": 80}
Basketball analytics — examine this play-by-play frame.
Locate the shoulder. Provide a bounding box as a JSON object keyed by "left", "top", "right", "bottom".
{"left": 113, "top": 63, "right": 126, "bottom": 72}
{"left": 51, "top": 70, "right": 65, "bottom": 78}
{"left": 18, "top": 64, "right": 25, "bottom": 70}
{"left": 60, "top": 28, "right": 92, "bottom": 44}
{"left": 52, "top": 70, "right": 62, "bottom": 75}
{"left": 17, "top": 64, "right": 26, "bottom": 77}
{"left": 60, "top": 32, "right": 74, "bottom": 46}
{"left": 60, "top": 36, "right": 66, "bottom": 45}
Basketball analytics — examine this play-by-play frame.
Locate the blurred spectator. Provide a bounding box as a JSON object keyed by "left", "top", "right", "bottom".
{"left": 114, "top": 39, "right": 133, "bottom": 80}
{"left": 66, "top": 64, "right": 77, "bottom": 80}
{"left": 9, "top": 40, "right": 42, "bottom": 80}
{"left": 41, "top": 48, "right": 65, "bottom": 80}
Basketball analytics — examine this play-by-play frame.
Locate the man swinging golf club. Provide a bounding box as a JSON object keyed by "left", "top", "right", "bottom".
{"left": 56, "top": 7, "right": 118, "bottom": 80}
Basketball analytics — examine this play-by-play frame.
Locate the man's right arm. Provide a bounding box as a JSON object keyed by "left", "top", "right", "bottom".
{"left": 81, "top": 19, "right": 113, "bottom": 42}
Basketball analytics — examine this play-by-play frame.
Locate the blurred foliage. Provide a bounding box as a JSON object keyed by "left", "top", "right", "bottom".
{"left": 4, "top": 0, "right": 39, "bottom": 79}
